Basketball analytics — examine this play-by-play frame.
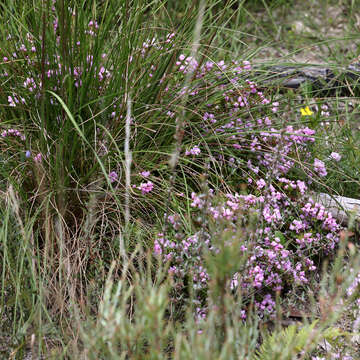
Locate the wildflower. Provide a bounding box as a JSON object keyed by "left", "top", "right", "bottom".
{"left": 140, "top": 170, "right": 150, "bottom": 178}
{"left": 8, "top": 96, "right": 17, "bottom": 107}
{"left": 190, "top": 192, "right": 205, "bottom": 209}
{"left": 256, "top": 178, "right": 266, "bottom": 190}
{"left": 1, "top": 128, "right": 25, "bottom": 140}
{"left": 34, "top": 153, "right": 42, "bottom": 163}
{"left": 271, "top": 101, "right": 279, "bottom": 113}
{"left": 185, "top": 145, "right": 201, "bottom": 156}
{"left": 25, "top": 150, "right": 31, "bottom": 158}
{"left": 313, "top": 158, "right": 327, "bottom": 177}
{"left": 23, "top": 77, "right": 37, "bottom": 92}
{"left": 242, "top": 60, "right": 251, "bottom": 70}
{"left": 138, "top": 181, "right": 154, "bottom": 194}
{"left": 166, "top": 110, "right": 175, "bottom": 118}
{"left": 109, "top": 171, "right": 118, "bottom": 183}
{"left": 330, "top": 152, "right": 341, "bottom": 162}
{"left": 86, "top": 20, "right": 99, "bottom": 36}
{"left": 300, "top": 106, "right": 313, "bottom": 116}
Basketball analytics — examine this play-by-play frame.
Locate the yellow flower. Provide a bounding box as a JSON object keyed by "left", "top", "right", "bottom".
{"left": 300, "top": 106, "right": 313, "bottom": 116}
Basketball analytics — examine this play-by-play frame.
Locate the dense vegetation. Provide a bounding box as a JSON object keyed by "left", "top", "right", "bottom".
{"left": 1, "top": 0, "right": 360, "bottom": 358}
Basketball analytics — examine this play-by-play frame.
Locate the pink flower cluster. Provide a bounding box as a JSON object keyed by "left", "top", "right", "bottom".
{"left": 23, "top": 77, "right": 38, "bottom": 92}
{"left": 330, "top": 152, "right": 341, "bottom": 162}
{"left": 1, "top": 128, "right": 25, "bottom": 141}
{"left": 155, "top": 170, "right": 341, "bottom": 318}
{"left": 109, "top": 171, "right": 118, "bottom": 183}
{"left": 154, "top": 227, "right": 211, "bottom": 292}
{"left": 185, "top": 146, "right": 201, "bottom": 156}
{"left": 8, "top": 95, "right": 25, "bottom": 107}
{"left": 313, "top": 158, "right": 327, "bottom": 177}
{"left": 138, "top": 181, "right": 154, "bottom": 194}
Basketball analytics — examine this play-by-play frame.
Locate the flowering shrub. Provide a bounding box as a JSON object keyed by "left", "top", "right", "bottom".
{"left": 152, "top": 55, "right": 346, "bottom": 318}
{"left": 155, "top": 180, "right": 341, "bottom": 317}
{"left": 138, "top": 181, "right": 154, "bottom": 194}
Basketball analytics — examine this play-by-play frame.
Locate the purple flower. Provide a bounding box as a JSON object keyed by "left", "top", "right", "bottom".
{"left": 256, "top": 178, "right": 266, "bottom": 190}
{"left": 138, "top": 181, "right": 154, "bottom": 194}
{"left": 185, "top": 145, "right": 201, "bottom": 156}
{"left": 1, "top": 128, "right": 25, "bottom": 140}
{"left": 140, "top": 170, "right": 150, "bottom": 178}
{"left": 34, "top": 153, "right": 42, "bottom": 163}
{"left": 313, "top": 158, "right": 327, "bottom": 177}
{"left": 23, "top": 77, "right": 37, "bottom": 92}
{"left": 8, "top": 96, "right": 17, "bottom": 107}
{"left": 330, "top": 152, "right": 341, "bottom": 162}
{"left": 109, "top": 171, "right": 118, "bottom": 183}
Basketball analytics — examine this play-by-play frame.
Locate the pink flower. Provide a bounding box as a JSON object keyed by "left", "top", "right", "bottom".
{"left": 256, "top": 178, "right": 266, "bottom": 190}
{"left": 34, "top": 153, "right": 42, "bottom": 163}
{"left": 8, "top": 96, "right": 17, "bottom": 107}
{"left": 185, "top": 146, "right": 201, "bottom": 156}
{"left": 243, "top": 60, "right": 251, "bottom": 70}
{"left": 23, "top": 77, "right": 37, "bottom": 92}
{"left": 330, "top": 152, "right": 341, "bottom": 162}
{"left": 109, "top": 171, "right": 118, "bottom": 183}
{"left": 313, "top": 158, "right": 327, "bottom": 177}
{"left": 140, "top": 171, "right": 150, "bottom": 178}
{"left": 138, "top": 181, "right": 154, "bottom": 194}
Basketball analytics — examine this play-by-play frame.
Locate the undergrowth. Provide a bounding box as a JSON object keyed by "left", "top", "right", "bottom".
{"left": 1, "top": 0, "right": 360, "bottom": 358}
